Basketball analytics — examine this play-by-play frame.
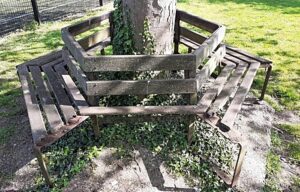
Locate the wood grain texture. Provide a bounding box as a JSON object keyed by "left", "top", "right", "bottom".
{"left": 196, "top": 45, "right": 226, "bottom": 90}
{"left": 63, "top": 49, "right": 88, "bottom": 93}
{"left": 67, "top": 11, "right": 111, "bottom": 36}
{"left": 86, "top": 79, "right": 197, "bottom": 96}
{"left": 42, "top": 64, "right": 77, "bottom": 123}
{"left": 80, "top": 105, "right": 205, "bottom": 116}
{"left": 220, "top": 62, "right": 260, "bottom": 130}
{"left": 78, "top": 27, "right": 110, "bottom": 50}
{"left": 53, "top": 63, "right": 88, "bottom": 110}
{"left": 177, "top": 10, "right": 220, "bottom": 33}
{"left": 17, "top": 65, "right": 47, "bottom": 143}
{"left": 198, "top": 63, "right": 235, "bottom": 111}
{"left": 193, "top": 26, "right": 226, "bottom": 65}
{"left": 180, "top": 27, "right": 207, "bottom": 45}
{"left": 180, "top": 36, "right": 200, "bottom": 50}
{"left": 29, "top": 66, "right": 63, "bottom": 133}
{"left": 207, "top": 63, "right": 247, "bottom": 116}
{"left": 83, "top": 54, "right": 196, "bottom": 72}
{"left": 226, "top": 46, "right": 272, "bottom": 64}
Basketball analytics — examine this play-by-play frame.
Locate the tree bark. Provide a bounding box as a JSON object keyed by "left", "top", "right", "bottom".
{"left": 122, "top": 0, "right": 176, "bottom": 55}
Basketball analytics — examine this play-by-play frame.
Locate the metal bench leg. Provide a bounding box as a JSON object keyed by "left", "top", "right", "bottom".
{"left": 188, "top": 93, "right": 197, "bottom": 144}
{"left": 91, "top": 115, "right": 100, "bottom": 138}
{"left": 259, "top": 64, "right": 272, "bottom": 100}
{"left": 34, "top": 146, "right": 52, "bottom": 187}
{"left": 187, "top": 118, "right": 196, "bottom": 145}
{"left": 231, "top": 143, "right": 246, "bottom": 187}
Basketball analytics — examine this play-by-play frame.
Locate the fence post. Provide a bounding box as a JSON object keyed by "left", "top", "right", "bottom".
{"left": 99, "top": 0, "right": 103, "bottom": 6}
{"left": 31, "top": 0, "right": 41, "bottom": 24}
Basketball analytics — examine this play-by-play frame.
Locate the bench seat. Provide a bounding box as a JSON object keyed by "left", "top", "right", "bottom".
{"left": 17, "top": 51, "right": 89, "bottom": 186}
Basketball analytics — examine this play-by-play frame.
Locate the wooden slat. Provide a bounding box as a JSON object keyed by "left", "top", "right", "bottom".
{"left": 63, "top": 49, "right": 88, "bottom": 93}
{"left": 208, "top": 63, "right": 248, "bottom": 116}
{"left": 177, "top": 10, "right": 220, "bottom": 33}
{"left": 226, "top": 49, "right": 258, "bottom": 64}
{"left": 180, "top": 27, "right": 207, "bottom": 45}
{"left": 17, "top": 65, "right": 47, "bottom": 143}
{"left": 224, "top": 54, "right": 245, "bottom": 65}
{"left": 197, "top": 64, "right": 236, "bottom": 111}
{"left": 226, "top": 46, "right": 272, "bottom": 64}
{"left": 222, "top": 58, "right": 239, "bottom": 67}
{"left": 180, "top": 36, "right": 200, "bottom": 50}
{"left": 67, "top": 11, "right": 111, "bottom": 36}
{"left": 42, "top": 64, "right": 77, "bottom": 123}
{"left": 86, "top": 79, "right": 197, "bottom": 96}
{"left": 83, "top": 54, "right": 196, "bottom": 72}
{"left": 80, "top": 105, "right": 205, "bottom": 116}
{"left": 220, "top": 62, "right": 260, "bottom": 130}
{"left": 53, "top": 63, "right": 88, "bottom": 110}
{"left": 62, "top": 28, "right": 86, "bottom": 66}
{"left": 29, "top": 66, "right": 63, "bottom": 133}
{"left": 86, "top": 37, "right": 111, "bottom": 54}
{"left": 24, "top": 51, "right": 62, "bottom": 66}
{"left": 78, "top": 27, "right": 110, "bottom": 50}
{"left": 193, "top": 26, "right": 226, "bottom": 65}
{"left": 196, "top": 45, "right": 226, "bottom": 90}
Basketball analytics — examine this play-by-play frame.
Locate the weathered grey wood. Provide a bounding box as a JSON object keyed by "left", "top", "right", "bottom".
{"left": 78, "top": 27, "right": 110, "bottom": 50}
{"left": 62, "top": 75, "right": 88, "bottom": 110}
{"left": 83, "top": 54, "right": 196, "bottom": 72}
{"left": 42, "top": 64, "right": 77, "bottom": 123}
{"left": 17, "top": 65, "right": 47, "bottom": 143}
{"left": 224, "top": 54, "right": 245, "bottom": 65}
{"left": 61, "top": 28, "right": 86, "bottom": 66}
{"left": 207, "top": 63, "right": 248, "bottom": 116}
{"left": 174, "top": 11, "right": 180, "bottom": 54}
{"left": 86, "top": 79, "right": 197, "bottom": 96}
{"left": 86, "top": 72, "right": 99, "bottom": 106}
{"left": 180, "top": 36, "right": 200, "bottom": 50}
{"left": 193, "top": 26, "right": 226, "bottom": 65}
{"left": 100, "top": 115, "right": 189, "bottom": 124}
{"left": 180, "top": 27, "right": 207, "bottom": 45}
{"left": 220, "top": 62, "right": 260, "bottom": 130}
{"left": 86, "top": 37, "right": 111, "bottom": 55}
{"left": 177, "top": 10, "right": 220, "bottom": 33}
{"left": 226, "top": 46, "right": 272, "bottom": 64}
{"left": 222, "top": 58, "right": 240, "bottom": 67}
{"left": 53, "top": 63, "right": 88, "bottom": 110}
{"left": 67, "top": 11, "right": 111, "bottom": 36}
{"left": 29, "top": 66, "right": 63, "bottom": 133}
{"left": 80, "top": 105, "right": 205, "bottom": 116}
{"left": 63, "top": 49, "right": 88, "bottom": 93}
{"left": 184, "top": 66, "right": 197, "bottom": 145}
{"left": 196, "top": 45, "right": 226, "bottom": 90}
{"left": 198, "top": 64, "right": 235, "bottom": 111}
{"left": 226, "top": 49, "right": 258, "bottom": 64}
{"left": 24, "top": 51, "right": 62, "bottom": 66}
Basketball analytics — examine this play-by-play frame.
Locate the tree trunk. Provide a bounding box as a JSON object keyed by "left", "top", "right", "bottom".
{"left": 122, "top": 0, "right": 176, "bottom": 55}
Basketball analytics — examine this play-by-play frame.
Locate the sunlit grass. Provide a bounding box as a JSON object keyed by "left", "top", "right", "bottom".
{"left": 178, "top": 0, "right": 300, "bottom": 110}
{"left": 0, "top": 5, "right": 113, "bottom": 154}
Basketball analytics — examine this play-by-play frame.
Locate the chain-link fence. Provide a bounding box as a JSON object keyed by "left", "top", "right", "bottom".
{"left": 0, "top": 0, "right": 111, "bottom": 36}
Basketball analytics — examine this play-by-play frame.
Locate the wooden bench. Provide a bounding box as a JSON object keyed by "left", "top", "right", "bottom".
{"left": 17, "top": 10, "right": 272, "bottom": 188}
{"left": 17, "top": 51, "right": 90, "bottom": 186}
{"left": 17, "top": 50, "right": 271, "bottom": 187}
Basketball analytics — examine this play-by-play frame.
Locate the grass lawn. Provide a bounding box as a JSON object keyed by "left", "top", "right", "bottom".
{"left": 178, "top": 0, "right": 300, "bottom": 111}
{"left": 0, "top": 0, "right": 299, "bottom": 190}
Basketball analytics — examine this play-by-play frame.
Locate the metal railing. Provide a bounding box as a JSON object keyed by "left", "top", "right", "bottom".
{"left": 0, "top": 0, "right": 111, "bottom": 36}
